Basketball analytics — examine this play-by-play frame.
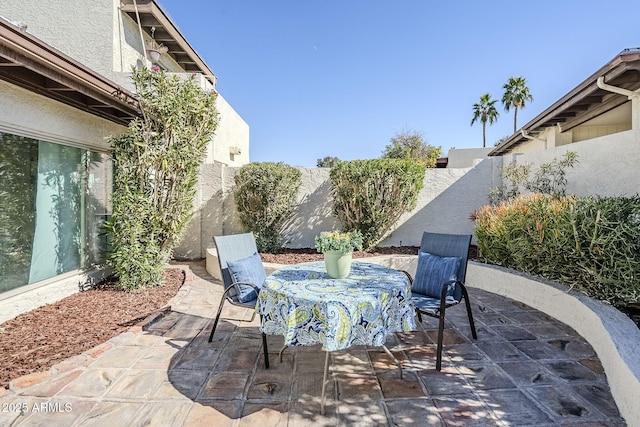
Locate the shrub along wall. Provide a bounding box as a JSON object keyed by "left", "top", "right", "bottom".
{"left": 474, "top": 193, "right": 640, "bottom": 306}
{"left": 174, "top": 129, "right": 639, "bottom": 261}
{"left": 172, "top": 159, "right": 498, "bottom": 257}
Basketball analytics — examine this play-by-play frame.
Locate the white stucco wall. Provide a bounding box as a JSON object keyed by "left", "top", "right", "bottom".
{"left": 0, "top": 1, "right": 114, "bottom": 76}
{"left": 174, "top": 157, "right": 503, "bottom": 258}
{"left": 384, "top": 158, "right": 500, "bottom": 247}
{"left": 0, "top": 80, "right": 125, "bottom": 150}
{"left": 208, "top": 94, "right": 250, "bottom": 166}
{"left": 506, "top": 129, "right": 640, "bottom": 197}
{"left": 446, "top": 147, "right": 493, "bottom": 168}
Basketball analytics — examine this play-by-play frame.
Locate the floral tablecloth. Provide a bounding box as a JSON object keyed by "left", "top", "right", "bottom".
{"left": 257, "top": 261, "right": 416, "bottom": 351}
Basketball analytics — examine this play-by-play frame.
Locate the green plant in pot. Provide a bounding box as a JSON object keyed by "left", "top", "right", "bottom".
{"left": 315, "top": 230, "right": 363, "bottom": 278}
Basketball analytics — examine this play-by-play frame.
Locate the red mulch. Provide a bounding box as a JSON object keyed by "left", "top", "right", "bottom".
{"left": 0, "top": 269, "right": 185, "bottom": 389}
{"left": 259, "top": 246, "right": 421, "bottom": 264}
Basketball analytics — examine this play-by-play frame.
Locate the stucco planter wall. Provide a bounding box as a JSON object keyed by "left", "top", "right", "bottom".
{"left": 467, "top": 261, "right": 640, "bottom": 426}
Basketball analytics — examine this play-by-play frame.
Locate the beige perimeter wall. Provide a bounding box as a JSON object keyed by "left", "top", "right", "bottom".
{"left": 175, "top": 129, "right": 640, "bottom": 259}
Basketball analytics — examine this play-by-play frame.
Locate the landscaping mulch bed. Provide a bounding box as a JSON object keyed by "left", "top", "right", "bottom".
{"left": 0, "top": 269, "right": 185, "bottom": 389}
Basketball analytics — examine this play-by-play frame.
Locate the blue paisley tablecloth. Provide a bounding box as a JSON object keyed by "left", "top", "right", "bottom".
{"left": 257, "top": 261, "right": 416, "bottom": 351}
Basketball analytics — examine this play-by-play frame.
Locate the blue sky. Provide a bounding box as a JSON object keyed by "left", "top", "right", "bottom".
{"left": 161, "top": 1, "right": 639, "bottom": 167}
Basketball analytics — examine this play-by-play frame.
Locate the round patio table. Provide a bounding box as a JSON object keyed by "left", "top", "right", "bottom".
{"left": 256, "top": 261, "right": 416, "bottom": 414}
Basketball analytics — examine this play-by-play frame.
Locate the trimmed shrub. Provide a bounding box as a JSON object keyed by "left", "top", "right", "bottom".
{"left": 233, "top": 162, "right": 302, "bottom": 253}
{"left": 475, "top": 193, "right": 640, "bottom": 306}
{"left": 105, "top": 68, "right": 219, "bottom": 290}
{"left": 329, "top": 159, "right": 425, "bottom": 250}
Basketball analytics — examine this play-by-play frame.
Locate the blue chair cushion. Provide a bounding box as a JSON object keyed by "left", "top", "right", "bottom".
{"left": 226, "top": 252, "right": 266, "bottom": 303}
{"left": 412, "top": 251, "right": 462, "bottom": 299}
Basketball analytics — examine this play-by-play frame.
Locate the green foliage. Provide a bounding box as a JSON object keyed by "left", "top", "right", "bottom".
{"left": 317, "top": 156, "right": 341, "bottom": 168}
{"left": 471, "top": 93, "right": 500, "bottom": 148}
{"left": 474, "top": 194, "right": 640, "bottom": 306}
{"left": 330, "top": 159, "right": 425, "bottom": 250}
{"left": 314, "top": 230, "right": 363, "bottom": 253}
{"left": 488, "top": 162, "right": 531, "bottom": 205}
{"left": 106, "top": 68, "right": 219, "bottom": 290}
{"left": 0, "top": 134, "right": 37, "bottom": 287}
{"left": 489, "top": 151, "right": 578, "bottom": 204}
{"left": 233, "top": 162, "right": 302, "bottom": 253}
{"left": 526, "top": 151, "right": 578, "bottom": 197}
{"left": 502, "top": 76, "right": 534, "bottom": 132}
{"left": 381, "top": 130, "right": 441, "bottom": 168}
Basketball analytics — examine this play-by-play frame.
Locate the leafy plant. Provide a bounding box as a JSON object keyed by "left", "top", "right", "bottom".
{"left": 489, "top": 151, "right": 578, "bottom": 204}
{"left": 381, "top": 130, "right": 441, "bottom": 168}
{"left": 471, "top": 93, "right": 500, "bottom": 148}
{"left": 502, "top": 76, "right": 534, "bottom": 133}
{"left": 233, "top": 162, "right": 302, "bottom": 253}
{"left": 474, "top": 193, "right": 640, "bottom": 306}
{"left": 330, "top": 159, "right": 424, "bottom": 250}
{"left": 526, "top": 150, "right": 578, "bottom": 197}
{"left": 317, "top": 156, "right": 341, "bottom": 168}
{"left": 314, "top": 230, "right": 363, "bottom": 253}
{"left": 488, "top": 161, "right": 531, "bottom": 205}
{"left": 105, "top": 68, "right": 219, "bottom": 290}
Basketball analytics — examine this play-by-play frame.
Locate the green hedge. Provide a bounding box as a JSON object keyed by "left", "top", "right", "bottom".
{"left": 329, "top": 159, "right": 424, "bottom": 250}
{"left": 234, "top": 162, "right": 301, "bottom": 253}
{"left": 475, "top": 193, "right": 640, "bottom": 306}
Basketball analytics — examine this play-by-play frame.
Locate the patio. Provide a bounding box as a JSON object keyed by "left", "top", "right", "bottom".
{"left": 0, "top": 260, "right": 626, "bottom": 426}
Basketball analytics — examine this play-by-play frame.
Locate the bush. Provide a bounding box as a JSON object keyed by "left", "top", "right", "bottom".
{"left": 105, "top": 68, "right": 219, "bottom": 290}
{"left": 489, "top": 151, "right": 578, "bottom": 204}
{"left": 233, "top": 162, "right": 302, "bottom": 253}
{"left": 570, "top": 196, "right": 640, "bottom": 305}
{"left": 474, "top": 193, "right": 640, "bottom": 306}
{"left": 330, "top": 159, "right": 424, "bottom": 250}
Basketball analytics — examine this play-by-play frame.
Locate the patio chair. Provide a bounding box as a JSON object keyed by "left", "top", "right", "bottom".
{"left": 404, "top": 232, "right": 477, "bottom": 370}
{"left": 208, "top": 232, "right": 270, "bottom": 369}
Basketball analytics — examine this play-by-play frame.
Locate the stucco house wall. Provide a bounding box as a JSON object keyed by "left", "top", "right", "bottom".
{"left": 504, "top": 129, "right": 640, "bottom": 197}
{"left": 0, "top": 80, "right": 125, "bottom": 150}
{"left": 0, "top": 0, "right": 249, "bottom": 168}
{"left": 446, "top": 147, "right": 493, "bottom": 168}
{"left": 209, "top": 95, "right": 250, "bottom": 166}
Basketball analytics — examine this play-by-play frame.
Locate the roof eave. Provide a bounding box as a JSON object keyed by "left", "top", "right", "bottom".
{"left": 489, "top": 48, "right": 640, "bottom": 156}
{"left": 119, "top": 0, "right": 217, "bottom": 87}
{"left": 0, "top": 17, "right": 139, "bottom": 126}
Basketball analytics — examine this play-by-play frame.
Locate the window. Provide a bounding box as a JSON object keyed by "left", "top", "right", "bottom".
{"left": 0, "top": 132, "right": 111, "bottom": 293}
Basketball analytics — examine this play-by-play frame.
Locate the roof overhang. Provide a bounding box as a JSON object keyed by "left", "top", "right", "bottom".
{"left": 489, "top": 48, "right": 640, "bottom": 156}
{"left": 119, "top": 0, "right": 217, "bottom": 87}
{"left": 0, "top": 17, "right": 139, "bottom": 126}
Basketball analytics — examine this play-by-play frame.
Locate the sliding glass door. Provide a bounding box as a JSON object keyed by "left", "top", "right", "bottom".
{"left": 0, "top": 132, "right": 111, "bottom": 293}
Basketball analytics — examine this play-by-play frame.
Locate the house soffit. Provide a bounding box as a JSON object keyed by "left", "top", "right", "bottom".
{"left": 490, "top": 48, "right": 640, "bottom": 156}
{"left": 119, "top": 0, "right": 217, "bottom": 87}
{"left": 0, "top": 18, "right": 139, "bottom": 126}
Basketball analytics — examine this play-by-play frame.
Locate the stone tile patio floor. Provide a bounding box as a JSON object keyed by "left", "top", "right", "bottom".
{"left": 0, "top": 261, "right": 627, "bottom": 426}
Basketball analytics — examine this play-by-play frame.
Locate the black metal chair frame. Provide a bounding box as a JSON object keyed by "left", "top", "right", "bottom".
{"left": 207, "top": 232, "right": 269, "bottom": 369}
{"left": 404, "top": 232, "right": 477, "bottom": 371}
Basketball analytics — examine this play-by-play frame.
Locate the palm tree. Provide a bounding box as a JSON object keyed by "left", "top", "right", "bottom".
{"left": 471, "top": 93, "right": 499, "bottom": 148}
{"left": 502, "top": 76, "right": 533, "bottom": 133}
